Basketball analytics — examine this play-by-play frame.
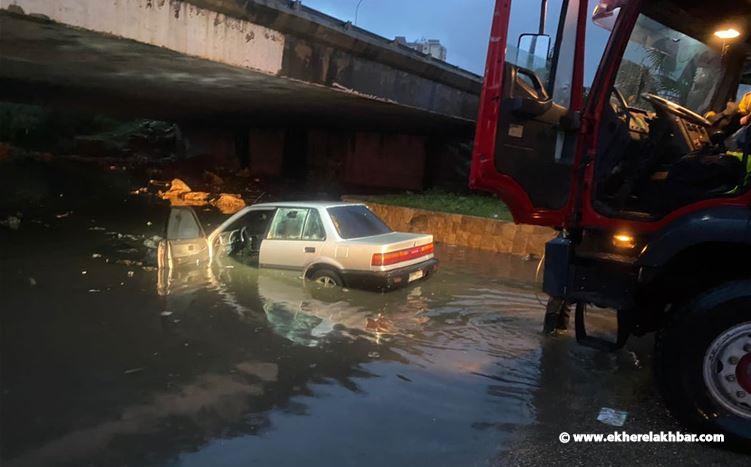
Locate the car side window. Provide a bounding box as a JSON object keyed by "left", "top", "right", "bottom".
{"left": 224, "top": 209, "right": 275, "bottom": 235}
{"left": 167, "top": 208, "right": 202, "bottom": 240}
{"left": 268, "top": 208, "right": 309, "bottom": 240}
{"left": 302, "top": 209, "right": 325, "bottom": 241}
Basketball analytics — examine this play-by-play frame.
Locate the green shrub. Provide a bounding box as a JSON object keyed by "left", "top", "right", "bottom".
{"left": 365, "top": 190, "right": 512, "bottom": 220}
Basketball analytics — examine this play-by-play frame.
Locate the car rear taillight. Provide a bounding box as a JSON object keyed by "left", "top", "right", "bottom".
{"left": 371, "top": 242, "right": 434, "bottom": 266}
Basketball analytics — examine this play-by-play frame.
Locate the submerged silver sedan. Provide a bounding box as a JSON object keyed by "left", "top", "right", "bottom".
{"left": 161, "top": 201, "right": 438, "bottom": 290}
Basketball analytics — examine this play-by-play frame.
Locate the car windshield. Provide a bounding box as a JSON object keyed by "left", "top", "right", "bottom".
{"left": 614, "top": 14, "right": 723, "bottom": 114}
{"left": 327, "top": 205, "right": 392, "bottom": 239}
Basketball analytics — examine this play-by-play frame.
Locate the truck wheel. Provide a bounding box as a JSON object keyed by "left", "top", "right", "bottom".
{"left": 655, "top": 280, "right": 751, "bottom": 445}
{"left": 310, "top": 269, "right": 343, "bottom": 288}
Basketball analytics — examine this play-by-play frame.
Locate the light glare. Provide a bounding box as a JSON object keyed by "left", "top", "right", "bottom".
{"left": 714, "top": 28, "right": 741, "bottom": 40}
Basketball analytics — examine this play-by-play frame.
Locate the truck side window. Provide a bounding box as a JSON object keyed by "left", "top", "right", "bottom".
{"left": 268, "top": 208, "right": 309, "bottom": 240}
{"left": 505, "top": 1, "right": 563, "bottom": 89}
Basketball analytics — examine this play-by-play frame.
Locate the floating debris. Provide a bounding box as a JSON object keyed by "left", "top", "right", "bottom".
{"left": 124, "top": 368, "right": 144, "bottom": 375}
{"left": 597, "top": 407, "right": 629, "bottom": 427}
{"left": 55, "top": 211, "right": 73, "bottom": 219}
{"left": 0, "top": 215, "right": 21, "bottom": 230}
{"left": 143, "top": 236, "right": 162, "bottom": 250}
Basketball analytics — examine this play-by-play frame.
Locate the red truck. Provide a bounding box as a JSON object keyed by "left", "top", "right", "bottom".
{"left": 471, "top": 0, "right": 751, "bottom": 443}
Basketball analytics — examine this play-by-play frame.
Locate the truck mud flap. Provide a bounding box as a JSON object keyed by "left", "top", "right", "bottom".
{"left": 543, "top": 236, "right": 571, "bottom": 298}
{"left": 574, "top": 303, "right": 631, "bottom": 352}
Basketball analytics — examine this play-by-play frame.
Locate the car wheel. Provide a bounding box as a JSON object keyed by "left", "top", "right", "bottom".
{"left": 310, "top": 269, "right": 343, "bottom": 288}
{"left": 655, "top": 280, "right": 751, "bottom": 446}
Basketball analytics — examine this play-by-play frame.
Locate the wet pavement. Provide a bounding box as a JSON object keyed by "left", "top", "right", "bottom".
{"left": 1, "top": 160, "right": 748, "bottom": 466}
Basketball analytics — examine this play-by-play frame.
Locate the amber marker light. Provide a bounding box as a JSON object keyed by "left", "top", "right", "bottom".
{"left": 612, "top": 233, "right": 636, "bottom": 249}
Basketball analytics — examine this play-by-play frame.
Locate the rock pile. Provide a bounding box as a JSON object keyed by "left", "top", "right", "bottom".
{"left": 158, "top": 178, "right": 246, "bottom": 214}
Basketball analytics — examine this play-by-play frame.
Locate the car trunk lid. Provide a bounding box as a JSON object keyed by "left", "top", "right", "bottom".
{"left": 364, "top": 232, "right": 435, "bottom": 269}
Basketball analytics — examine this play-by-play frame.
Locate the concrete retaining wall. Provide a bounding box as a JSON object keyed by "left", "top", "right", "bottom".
{"left": 347, "top": 199, "right": 556, "bottom": 257}
{"left": 4, "top": 0, "right": 286, "bottom": 74}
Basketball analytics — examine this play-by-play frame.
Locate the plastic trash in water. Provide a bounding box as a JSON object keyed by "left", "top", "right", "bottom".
{"left": 597, "top": 407, "right": 628, "bottom": 427}
{"left": 0, "top": 215, "right": 21, "bottom": 230}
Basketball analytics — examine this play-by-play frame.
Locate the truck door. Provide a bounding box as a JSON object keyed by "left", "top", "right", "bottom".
{"left": 471, "top": 0, "right": 593, "bottom": 227}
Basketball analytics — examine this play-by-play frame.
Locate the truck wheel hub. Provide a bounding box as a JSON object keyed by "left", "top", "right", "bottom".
{"left": 736, "top": 354, "right": 751, "bottom": 394}
{"left": 703, "top": 322, "right": 751, "bottom": 419}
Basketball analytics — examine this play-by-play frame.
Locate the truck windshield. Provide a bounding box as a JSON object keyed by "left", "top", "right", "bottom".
{"left": 327, "top": 205, "right": 392, "bottom": 239}
{"left": 614, "top": 14, "right": 723, "bottom": 114}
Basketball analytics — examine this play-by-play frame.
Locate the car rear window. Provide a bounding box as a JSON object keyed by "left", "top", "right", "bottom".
{"left": 327, "top": 205, "right": 392, "bottom": 239}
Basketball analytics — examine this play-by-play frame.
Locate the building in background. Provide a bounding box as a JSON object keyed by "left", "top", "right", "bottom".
{"left": 395, "top": 37, "right": 447, "bottom": 61}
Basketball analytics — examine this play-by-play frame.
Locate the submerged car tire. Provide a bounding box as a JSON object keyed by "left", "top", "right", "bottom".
{"left": 310, "top": 269, "right": 343, "bottom": 288}
{"left": 655, "top": 280, "right": 751, "bottom": 447}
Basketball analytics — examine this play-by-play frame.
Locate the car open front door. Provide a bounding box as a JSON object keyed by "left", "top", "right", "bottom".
{"left": 158, "top": 207, "right": 210, "bottom": 269}
{"left": 471, "top": 0, "right": 592, "bottom": 227}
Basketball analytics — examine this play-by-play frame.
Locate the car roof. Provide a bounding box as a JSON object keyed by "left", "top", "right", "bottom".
{"left": 250, "top": 201, "right": 366, "bottom": 209}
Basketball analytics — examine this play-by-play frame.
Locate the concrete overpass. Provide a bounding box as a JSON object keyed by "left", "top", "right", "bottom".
{"left": 0, "top": 0, "right": 483, "bottom": 190}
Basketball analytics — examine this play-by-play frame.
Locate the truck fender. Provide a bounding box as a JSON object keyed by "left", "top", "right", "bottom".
{"left": 637, "top": 207, "right": 751, "bottom": 268}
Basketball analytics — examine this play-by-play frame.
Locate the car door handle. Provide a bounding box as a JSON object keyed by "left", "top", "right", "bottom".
{"left": 304, "top": 247, "right": 316, "bottom": 253}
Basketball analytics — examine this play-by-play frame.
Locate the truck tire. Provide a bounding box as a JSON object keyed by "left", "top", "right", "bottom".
{"left": 655, "top": 280, "right": 751, "bottom": 446}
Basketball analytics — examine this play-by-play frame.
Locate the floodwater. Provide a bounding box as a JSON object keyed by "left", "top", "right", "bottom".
{"left": 1, "top": 161, "right": 747, "bottom": 466}
{"left": 2, "top": 189, "right": 544, "bottom": 467}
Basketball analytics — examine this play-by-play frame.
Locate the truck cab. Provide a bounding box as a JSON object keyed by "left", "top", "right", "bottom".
{"left": 472, "top": 0, "right": 751, "bottom": 443}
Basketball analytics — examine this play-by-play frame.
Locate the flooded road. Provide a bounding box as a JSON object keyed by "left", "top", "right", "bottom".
{"left": 1, "top": 161, "right": 747, "bottom": 466}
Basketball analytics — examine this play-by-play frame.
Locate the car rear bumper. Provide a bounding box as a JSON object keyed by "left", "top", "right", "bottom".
{"left": 342, "top": 258, "right": 439, "bottom": 291}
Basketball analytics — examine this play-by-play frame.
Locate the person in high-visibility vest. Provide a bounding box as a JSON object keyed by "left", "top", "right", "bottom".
{"left": 725, "top": 93, "right": 751, "bottom": 160}
{"left": 705, "top": 92, "right": 751, "bottom": 152}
